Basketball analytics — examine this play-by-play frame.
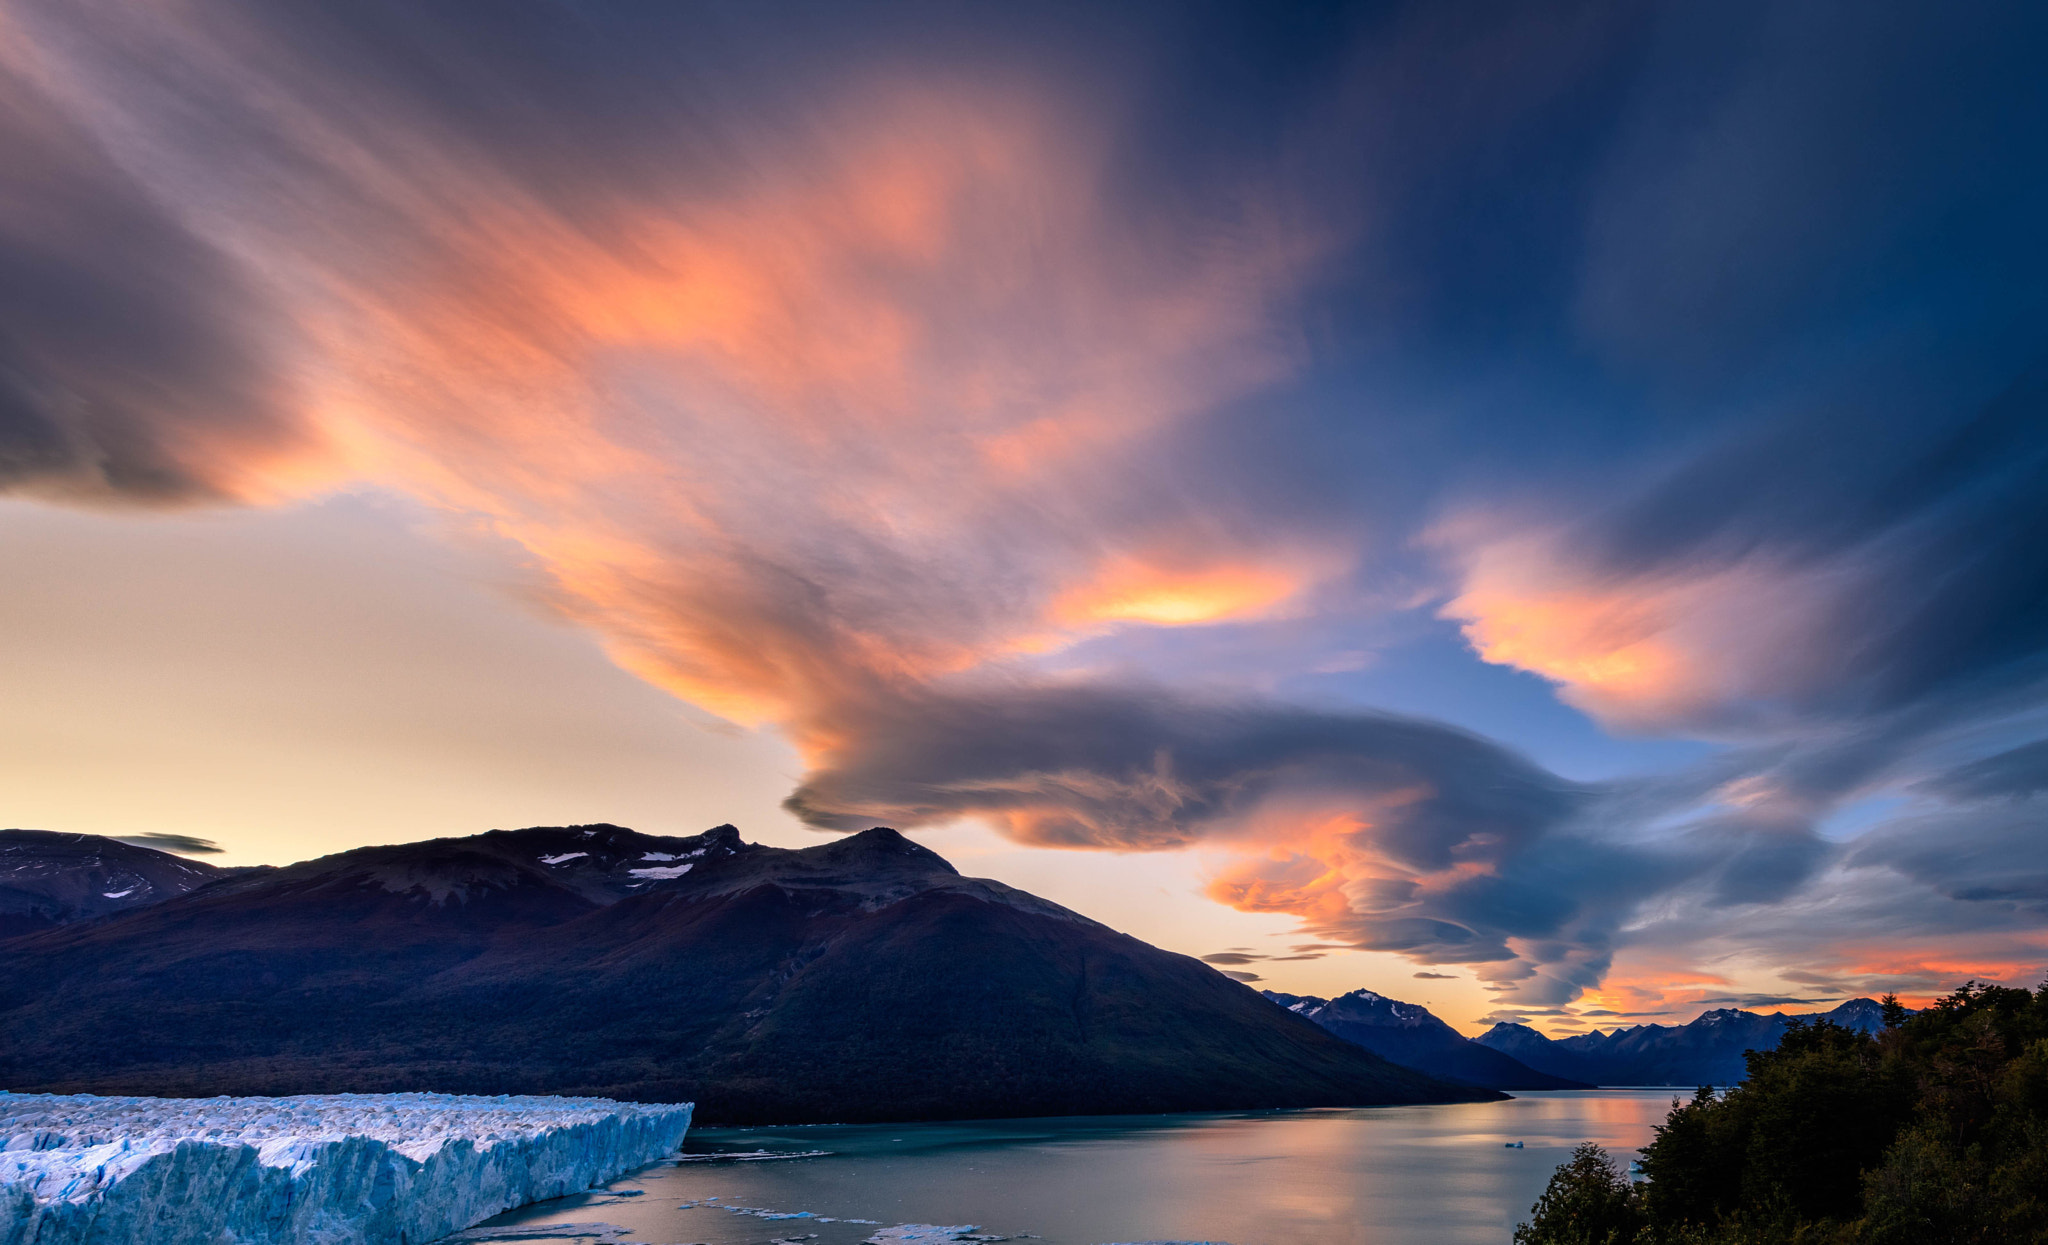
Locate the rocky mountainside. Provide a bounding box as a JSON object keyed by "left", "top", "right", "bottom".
{"left": 0, "top": 829, "right": 238, "bottom": 938}
{"left": 0, "top": 825, "right": 1497, "bottom": 1124}
{"left": 1476, "top": 997, "right": 1905, "bottom": 1086}
{"left": 1264, "top": 988, "right": 1589, "bottom": 1090}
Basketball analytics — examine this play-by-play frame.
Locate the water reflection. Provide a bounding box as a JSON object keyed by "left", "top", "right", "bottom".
{"left": 469, "top": 1090, "right": 1682, "bottom": 1245}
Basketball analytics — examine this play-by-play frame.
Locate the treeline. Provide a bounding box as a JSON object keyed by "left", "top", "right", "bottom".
{"left": 1516, "top": 982, "right": 2048, "bottom": 1244}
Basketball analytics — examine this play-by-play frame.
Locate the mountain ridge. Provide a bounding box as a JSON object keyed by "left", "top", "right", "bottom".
{"left": 1476, "top": 997, "right": 1904, "bottom": 1086}
{"left": 0, "top": 829, "right": 242, "bottom": 938}
{"left": 1263, "top": 988, "right": 1590, "bottom": 1090}
{"left": 0, "top": 825, "right": 1497, "bottom": 1123}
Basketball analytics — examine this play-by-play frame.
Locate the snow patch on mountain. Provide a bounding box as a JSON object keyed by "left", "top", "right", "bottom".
{"left": 627, "top": 864, "right": 693, "bottom": 879}
{"left": 0, "top": 1091, "right": 691, "bottom": 1245}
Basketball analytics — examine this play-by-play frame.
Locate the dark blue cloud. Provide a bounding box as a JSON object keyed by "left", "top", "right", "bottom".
{"left": 1925, "top": 740, "right": 2048, "bottom": 802}
{"left": 0, "top": 62, "right": 300, "bottom": 500}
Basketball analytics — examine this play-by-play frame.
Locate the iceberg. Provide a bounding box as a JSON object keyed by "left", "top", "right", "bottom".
{"left": 0, "top": 1091, "right": 691, "bottom": 1245}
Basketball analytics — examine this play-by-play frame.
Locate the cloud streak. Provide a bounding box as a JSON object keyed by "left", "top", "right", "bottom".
{"left": 0, "top": 57, "right": 310, "bottom": 502}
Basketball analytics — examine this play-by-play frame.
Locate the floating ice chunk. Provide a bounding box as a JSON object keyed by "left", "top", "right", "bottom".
{"left": 99, "top": 890, "right": 135, "bottom": 899}
{"left": 627, "top": 864, "right": 692, "bottom": 879}
{"left": 0, "top": 1091, "right": 691, "bottom": 1245}
{"left": 639, "top": 852, "right": 678, "bottom": 861}
{"left": 864, "top": 1227, "right": 990, "bottom": 1244}
{"left": 440, "top": 1224, "right": 636, "bottom": 1242}
{"left": 671, "top": 1149, "right": 828, "bottom": 1162}
{"left": 539, "top": 853, "right": 588, "bottom": 865}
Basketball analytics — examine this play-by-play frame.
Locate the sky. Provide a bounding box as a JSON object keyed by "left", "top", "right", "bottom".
{"left": 3, "top": 0, "right": 2046, "bottom": 1035}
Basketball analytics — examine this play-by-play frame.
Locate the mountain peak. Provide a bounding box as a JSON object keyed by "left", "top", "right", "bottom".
{"left": 1265, "top": 990, "right": 1592, "bottom": 1090}
{"left": 1698, "top": 1008, "right": 1754, "bottom": 1023}
{"left": 0, "top": 829, "right": 234, "bottom": 936}
{"left": 652, "top": 824, "right": 1071, "bottom": 917}
{"left": 1318, "top": 987, "right": 1446, "bottom": 1031}
{"left": 1474, "top": 996, "right": 1912, "bottom": 1086}
{"left": 1262, "top": 991, "right": 1329, "bottom": 1015}
{"left": 830, "top": 825, "right": 950, "bottom": 866}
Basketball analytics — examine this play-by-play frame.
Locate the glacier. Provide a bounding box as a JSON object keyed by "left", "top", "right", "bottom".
{"left": 0, "top": 1091, "right": 691, "bottom": 1245}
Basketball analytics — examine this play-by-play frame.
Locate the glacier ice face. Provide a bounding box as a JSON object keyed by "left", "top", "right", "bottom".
{"left": 0, "top": 1091, "right": 691, "bottom": 1245}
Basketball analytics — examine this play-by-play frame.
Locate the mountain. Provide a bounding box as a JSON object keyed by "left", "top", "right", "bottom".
{"left": 0, "top": 829, "right": 239, "bottom": 938}
{"left": 1476, "top": 1021, "right": 1607, "bottom": 1085}
{"left": 1476, "top": 998, "right": 1907, "bottom": 1086}
{"left": 1263, "top": 988, "right": 1590, "bottom": 1090}
{"left": 0, "top": 824, "right": 1497, "bottom": 1124}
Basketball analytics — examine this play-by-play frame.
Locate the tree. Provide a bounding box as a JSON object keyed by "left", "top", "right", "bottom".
{"left": 1638, "top": 1088, "right": 1731, "bottom": 1228}
{"left": 1861, "top": 1123, "right": 1980, "bottom": 1245}
{"left": 1881, "top": 993, "right": 1908, "bottom": 1031}
{"left": 1515, "top": 1142, "right": 1643, "bottom": 1245}
{"left": 1532, "top": 982, "right": 2048, "bottom": 1242}
{"left": 1734, "top": 1019, "right": 1911, "bottom": 1221}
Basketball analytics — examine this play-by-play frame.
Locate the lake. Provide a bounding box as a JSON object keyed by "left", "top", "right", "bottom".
{"left": 462, "top": 1089, "right": 1684, "bottom": 1245}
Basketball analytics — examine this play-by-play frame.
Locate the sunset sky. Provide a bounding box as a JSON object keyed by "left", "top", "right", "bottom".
{"left": 4, "top": 0, "right": 2046, "bottom": 1035}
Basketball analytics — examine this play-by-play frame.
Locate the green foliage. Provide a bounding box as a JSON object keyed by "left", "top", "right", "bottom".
{"left": 1515, "top": 1143, "right": 1643, "bottom": 1245}
{"left": 1637, "top": 1088, "right": 1736, "bottom": 1228}
{"left": 1522, "top": 981, "right": 2048, "bottom": 1244}
{"left": 1860, "top": 1122, "right": 1980, "bottom": 1244}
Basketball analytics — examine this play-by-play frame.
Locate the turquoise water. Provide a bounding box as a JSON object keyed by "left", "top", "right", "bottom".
{"left": 466, "top": 1090, "right": 1681, "bottom": 1245}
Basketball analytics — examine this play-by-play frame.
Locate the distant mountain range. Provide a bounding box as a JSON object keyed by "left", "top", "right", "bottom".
{"left": 0, "top": 825, "right": 1495, "bottom": 1123}
{"left": 1263, "top": 988, "right": 1590, "bottom": 1090}
{"left": 1265, "top": 983, "right": 1904, "bottom": 1090}
{"left": 1476, "top": 998, "right": 1900, "bottom": 1087}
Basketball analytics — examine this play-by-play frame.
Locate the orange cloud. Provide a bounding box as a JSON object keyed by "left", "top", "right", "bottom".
{"left": 1197, "top": 793, "right": 1549, "bottom": 985}
{"left": 1436, "top": 524, "right": 1831, "bottom": 733}
{"left": 1052, "top": 554, "right": 1312, "bottom": 628}
{"left": 199, "top": 80, "right": 1324, "bottom": 733}
{"left": 9, "top": 11, "right": 1337, "bottom": 754}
